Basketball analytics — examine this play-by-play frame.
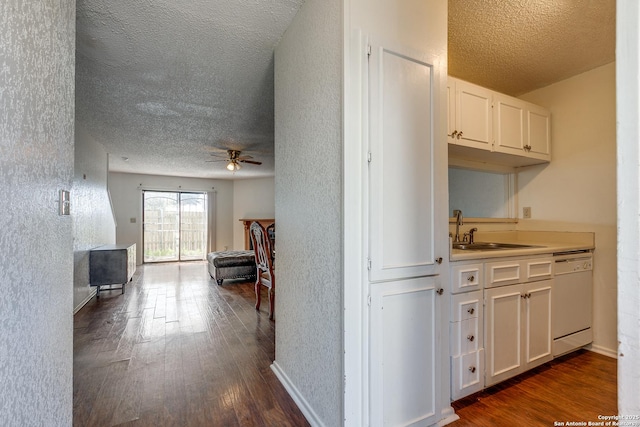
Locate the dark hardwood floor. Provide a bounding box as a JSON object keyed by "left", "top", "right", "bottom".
{"left": 73, "top": 261, "right": 309, "bottom": 427}
{"left": 74, "top": 261, "right": 617, "bottom": 426}
{"left": 450, "top": 349, "right": 617, "bottom": 426}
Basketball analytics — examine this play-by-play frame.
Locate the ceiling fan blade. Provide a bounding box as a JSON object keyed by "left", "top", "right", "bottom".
{"left": 236, "top": 155, "right": 254, "bottom": 160}
{"left": 205, "top": 159, "right": 226, "bottom": 162}
{"left": 239, "top": 159, "right": 262, "bottom": 165}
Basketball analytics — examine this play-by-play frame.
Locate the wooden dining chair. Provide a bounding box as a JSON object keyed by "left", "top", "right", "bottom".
{"left": 250, "top": 221, "right": 275, "bottom": 320}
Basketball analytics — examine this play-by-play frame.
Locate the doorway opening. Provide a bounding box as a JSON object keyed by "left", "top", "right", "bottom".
{"left": 143, "top": 191, "right": 208, "bottom": 263}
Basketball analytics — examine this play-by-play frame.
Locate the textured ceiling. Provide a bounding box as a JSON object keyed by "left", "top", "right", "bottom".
{"left": 76, "top": 0, "right": 304, "bottom": 178}
{"left": 76, "top": 1, "right": 615, "bottom": 179}
{"left": 449, "top": 0, "right": 616, "bottom": 97}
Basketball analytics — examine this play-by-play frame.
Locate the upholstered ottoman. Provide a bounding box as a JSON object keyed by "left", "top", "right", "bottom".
{"left": 207, "top": 250, "right": 256, "bottom": 285}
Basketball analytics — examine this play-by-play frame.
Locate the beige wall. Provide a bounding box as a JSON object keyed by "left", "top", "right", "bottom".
{"left": 108, "top": 172, "right": 235, "bottom": 264}
{"left": 517, "top": 62, "right": 617, "bottom": 356}
{"left": 232, "top": 178, "right": 275, "bottom": 250}
{"left": 73, "top": 126, "right": 116, "bottom": 312}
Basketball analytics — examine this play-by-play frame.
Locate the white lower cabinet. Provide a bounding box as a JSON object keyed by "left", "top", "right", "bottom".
{"left": 450, "top": 256, "right": 554, "bottom": 401}
{"left": 370, "top": 276, "right": 441, "bottom": 427}
{"left": 484, "top": 279, "right": 553, "bottom": 387}
{"left": 450, "top": 291, "right": 484, "bottom": 400}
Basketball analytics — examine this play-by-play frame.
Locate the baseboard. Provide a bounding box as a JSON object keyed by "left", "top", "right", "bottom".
{"left": 588, "top": 343, "right": 618, "bottom": 359}
{"left": 73, "top": 287, "right": 97, "bottom": 315}
{"left": 438, "top": 406, "right": 460, "bottom": 426}
{"left": 270, "top": 361, "right": 325, "bottom": 427}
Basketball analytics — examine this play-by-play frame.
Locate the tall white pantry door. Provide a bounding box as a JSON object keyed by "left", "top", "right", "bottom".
{"left": 367, "top": 38, "right": 446, "bottom": 427}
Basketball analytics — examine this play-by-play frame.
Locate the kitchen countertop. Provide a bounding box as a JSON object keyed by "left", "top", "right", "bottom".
{"left": 449, "top": 230, "right": 595, "bottom": 261}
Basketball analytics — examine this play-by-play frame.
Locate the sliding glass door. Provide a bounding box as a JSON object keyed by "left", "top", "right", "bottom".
{"left": 143, "top": 191, "right": 207, "bottom": 263}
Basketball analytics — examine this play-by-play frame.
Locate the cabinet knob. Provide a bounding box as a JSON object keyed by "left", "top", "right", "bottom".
{"left": 467, "top": 335, "right": 475, "bottom": 342}
{"left": 467, "top": 307, "right": 475, "bottom": 315}
{"left": 436, "top": 288, "right": 444, "bottom": 295}
{"left": 467, "top": 275, "right": 475, "bottom": 282}
{"left": 435, "top": 257, "right": 443, "bottom": 264}
{"left": 457, "top": 131, "right": 463, "bottom": 139}
{"left": 449, "top": 130, "right": 458, "bottom": 138}
{"left": 469, "top": 366, "right": 476, "bottom": 373}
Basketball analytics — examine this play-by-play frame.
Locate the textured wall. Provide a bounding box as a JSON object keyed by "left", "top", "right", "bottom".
{"left": 73, "top": 126, "right": 116, "bottom": 312}
{"left": 274, "top": 0, "right": 343, "bottom": 424}
{"left": 517, "top": 63, "right": 617, "bottom": 356}
{"left": 616, "top": 2, "right": 640, "bottom": 414}
{"left": 108, "top": 172, "right": 235, "bottom": 263}
{"left": 0, "top": 0, "right": 75, "bottom": 425}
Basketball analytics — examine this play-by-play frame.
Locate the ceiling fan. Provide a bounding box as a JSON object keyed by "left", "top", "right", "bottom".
{"left": 207, "top": 149, "right": 262, "bottom": 171}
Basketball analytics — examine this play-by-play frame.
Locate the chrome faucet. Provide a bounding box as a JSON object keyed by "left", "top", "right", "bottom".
{"left": 464, "top": 227, "right": 478, "bottom": 244}
{"left": 453, "top": 209, "right": 463, "bottom": 242}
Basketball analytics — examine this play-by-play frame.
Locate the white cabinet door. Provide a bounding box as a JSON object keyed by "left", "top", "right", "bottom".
{"left": 523, "top": 281, "right": 553, "bottom": 369}
{"left": 370, "top": 277, "right": 439, "bottom": 427}
{"left": 493, "top": 94, "right": 526, "bottom": 155}
{"left": 452, "top": 78, "right": 493, "bottom": 150}
{"left": 485, "top": 279, "right": 553, "bottom": 386}
{"left": 494, "top": 96, "right": 551, "bottom": 163}
{"left": 368, "top": 41, "right": 440, "bottom": 282}
{"left": 367, "top": 36, "right": 447, "bottom": 426}
{"left": 484, "top": 283, "right": 523, "bottom": 386}
{"left": 526, "top": 103, "right": 551, "bottom": 160}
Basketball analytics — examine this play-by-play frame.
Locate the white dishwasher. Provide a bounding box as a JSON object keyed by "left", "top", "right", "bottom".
{"left": 552, "top": 251, "right": 593, "bottom": 356}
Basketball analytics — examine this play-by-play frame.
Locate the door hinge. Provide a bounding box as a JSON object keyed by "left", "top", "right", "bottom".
{"left": 366, "top": 44, "right": 371, "bottom": 59}
{"left": 367, "top": 294, "right": 371, "bottom": 307}
{"left": 367, "top": 151, "right": 372, "bottom": 164}
{"left": 367, "top": 258, "right": 372, "bottom": 270}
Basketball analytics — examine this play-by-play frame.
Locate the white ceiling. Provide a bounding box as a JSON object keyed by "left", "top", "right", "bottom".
{"left": 449, "top": 0, "right": 616, "bottom": 96}
{"left": 75, "top": 0, "right": 616, "bottom": 179}
{"left": 75, "top": 0, "right": 305, "bottom": 179}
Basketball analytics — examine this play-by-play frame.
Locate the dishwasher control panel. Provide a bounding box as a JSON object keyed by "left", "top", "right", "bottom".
{"left": 554, "top": 256, "right": 593, "bottom": 275}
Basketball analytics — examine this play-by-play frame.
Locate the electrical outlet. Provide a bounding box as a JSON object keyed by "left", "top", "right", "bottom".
{"left": 523, "top": 207, "right": 532, "bottom": 219}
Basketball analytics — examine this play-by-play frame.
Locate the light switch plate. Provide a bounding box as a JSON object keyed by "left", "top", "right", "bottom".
{"left": 523, "top": 206, "right": 531, "bottom": 219}
{"left": 59, "top": 190, "right": 70, "bottom": 215}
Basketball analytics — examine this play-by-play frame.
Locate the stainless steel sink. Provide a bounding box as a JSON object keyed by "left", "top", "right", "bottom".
{"left": 452, "top": 242, "right": 541, "bottom": 251}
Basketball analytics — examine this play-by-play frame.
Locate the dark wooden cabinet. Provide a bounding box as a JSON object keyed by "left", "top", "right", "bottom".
{"left": 239, "top": 219, "right": 274, "bottom": 250}
{"left": 90, "top": 244, "right": 136, "bottom": 298}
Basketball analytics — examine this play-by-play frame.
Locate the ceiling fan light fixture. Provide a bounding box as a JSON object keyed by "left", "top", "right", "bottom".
{"left": 227, "top": 160, "right": 241, "bottom": 171}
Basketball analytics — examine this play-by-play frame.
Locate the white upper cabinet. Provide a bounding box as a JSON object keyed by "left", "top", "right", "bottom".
{"left": 494, "top": 94, "right": 551, "bottom": 163}
{"left": 448, "top": 77, "right": 551, "bottom": 167}
{"left": 493, "top": 93, "right": 526, "bottom": 154}
{"left": 448, "top": 78, "right": 493, "bottom": 150}
{"left": 526, "top": 103, "right": 551, "bottom": 160}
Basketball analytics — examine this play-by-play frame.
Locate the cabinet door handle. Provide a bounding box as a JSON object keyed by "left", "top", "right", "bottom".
{"left": 467, "top": 335, "right": 475, "bottom": 342}
{"left": 436, "top": 288, "right": 444, "bottom": 295}
{"left": 469, "top": 366, "right": 476, "bottom": 373}
{"left": 467, "top": 307, "right": 475, "bottom": 315}
{"left": 467, "top": 275, "right": 475, "bottom": 282}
